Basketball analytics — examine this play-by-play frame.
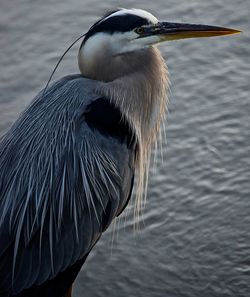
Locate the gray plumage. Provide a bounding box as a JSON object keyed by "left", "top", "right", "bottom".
{"left": 0, "top": 75, "right": 135, "bottom": 294}
{"left": 0, "top": 43, "right": 168, "bottom": 294}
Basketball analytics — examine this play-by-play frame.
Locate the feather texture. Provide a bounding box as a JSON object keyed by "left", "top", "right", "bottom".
{"left": 0, "top": 75, "right": 135, "bottom": 295}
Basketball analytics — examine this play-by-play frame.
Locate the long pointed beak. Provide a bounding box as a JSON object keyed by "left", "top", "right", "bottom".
{"left": 146, "top": 22, "right": 241, "bottom": 42}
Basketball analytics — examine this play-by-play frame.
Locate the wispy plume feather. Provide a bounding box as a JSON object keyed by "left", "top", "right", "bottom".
{"left": 96, "top": 46, "right": 169, "bottom": 221}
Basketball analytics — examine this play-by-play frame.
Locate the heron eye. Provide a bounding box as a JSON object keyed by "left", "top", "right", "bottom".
{"left": 135, "top": 27, "right": 144, "bottom": 34}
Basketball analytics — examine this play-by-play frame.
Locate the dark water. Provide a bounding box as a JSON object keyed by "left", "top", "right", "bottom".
{"left": 0, "top": 0, "right": 249, "bottom": 296}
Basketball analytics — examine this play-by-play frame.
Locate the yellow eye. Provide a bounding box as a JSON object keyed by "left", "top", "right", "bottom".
{"left": 135, "top": 27, "right": 144, "bottom": 34}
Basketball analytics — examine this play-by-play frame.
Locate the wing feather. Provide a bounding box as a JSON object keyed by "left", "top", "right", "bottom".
{"left": 0, "top": 75, "right": 135, "bottom": 296}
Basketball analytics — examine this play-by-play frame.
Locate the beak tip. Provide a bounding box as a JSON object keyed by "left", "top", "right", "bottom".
{"left": 226, "top": 28, "right": 242, "bottom": 35}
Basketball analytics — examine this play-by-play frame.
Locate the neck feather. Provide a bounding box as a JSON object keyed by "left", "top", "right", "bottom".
{"left": 95, "top": 47, "right": 169, "bottom": 217}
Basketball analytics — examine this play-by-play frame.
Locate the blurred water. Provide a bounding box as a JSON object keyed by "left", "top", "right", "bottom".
{"left": 0, "top": 0, "right": 249, "bottom": 296}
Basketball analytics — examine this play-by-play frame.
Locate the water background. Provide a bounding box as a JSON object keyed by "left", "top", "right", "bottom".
{"left": 0, "top": 0, "right": 249, "bottom": 296}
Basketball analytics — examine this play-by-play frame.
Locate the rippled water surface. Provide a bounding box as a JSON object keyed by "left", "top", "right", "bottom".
{"left": 0, "top": 0, "right": 249, "bottom": 296}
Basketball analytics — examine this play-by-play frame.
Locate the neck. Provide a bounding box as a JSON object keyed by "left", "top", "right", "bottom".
{"left": 93, "top": 46, "right": 169, "bottom": 215}
{"left": 95, "top": 47, "right": 168, "bottom": 137}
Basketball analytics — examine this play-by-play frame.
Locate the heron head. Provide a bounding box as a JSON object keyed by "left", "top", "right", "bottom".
{"left": 78, "top": 8, "right": 240, "bottom": 81}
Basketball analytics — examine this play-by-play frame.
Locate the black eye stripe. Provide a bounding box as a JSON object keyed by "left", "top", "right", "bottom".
{"left": 84, "top": 14, "right": 151, "bottom": 42}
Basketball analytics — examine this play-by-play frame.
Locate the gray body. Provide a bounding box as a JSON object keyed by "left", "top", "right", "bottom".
{"left": 0, "top": 75, "right": 135, "bottom": 295}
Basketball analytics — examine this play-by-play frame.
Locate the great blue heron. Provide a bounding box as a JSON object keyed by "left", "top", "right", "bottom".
{"left": 0, "top": 8, "right": 240, "bottom": 297}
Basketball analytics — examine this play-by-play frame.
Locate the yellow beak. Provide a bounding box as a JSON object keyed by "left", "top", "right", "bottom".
{"left": 144, "top": 22, "right": 241, "bottom": 42}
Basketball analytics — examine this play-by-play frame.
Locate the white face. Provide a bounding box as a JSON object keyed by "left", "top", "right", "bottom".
{"left": 81, "top": 9, "right": 160, "bottom": 59}
{"left": 82, "top": 31, "right": 161, "bottom": 59}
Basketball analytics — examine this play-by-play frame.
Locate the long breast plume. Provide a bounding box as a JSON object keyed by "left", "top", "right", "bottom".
{"left": 96, "top": 46, "right": 169, "bottom": 219}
